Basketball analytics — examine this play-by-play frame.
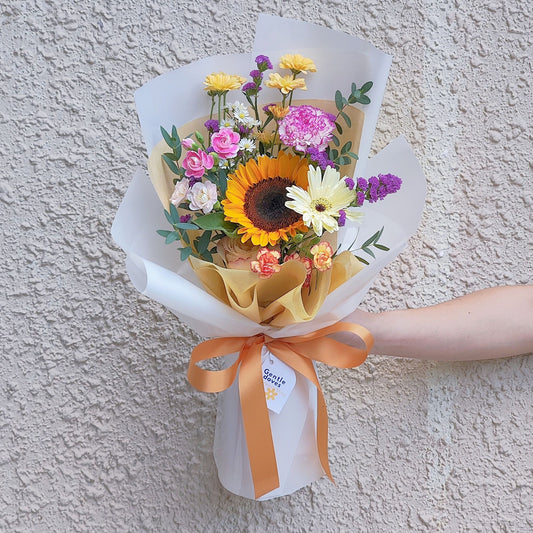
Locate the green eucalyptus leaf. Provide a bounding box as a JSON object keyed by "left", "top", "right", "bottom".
{"left": 162, "top": 154, "right": 181, "bottom": 175}
{"left": 335, "top": 90, "right": 343, "bottom": 111}
{"left": 202, "top": 248, "right": 214, "bottom": 262}
{"left": 161, "top": 126, "right": 174, "bottom": 148}
{"left": 171, "top": 125, "right": 178, "bottom": 139}
{"left": 360, "top": 81, "right": 373, "bottom": 93}
{"left": 165, "top": 232, "right": 179, "bottom": 245}
{"left": 218, "top": 168, "right": 228, "bottom": 197}
{"left": 332, "top": 135, "right": 340, "bottom": 147}
{"left": 341, "top": 141, "right": 352, "bottom": 154}
{"left": 180, "top": 247, "right": 193, "bottom": 261}
{"left": 197, "top": 230, "right": 212, "bottom": 254}
{"left": 331, "top": 149, "right": 339, "bottom": 161}
{"left": 355, "top": 255, "right": 369, "bottom": 265}
{"left": 358, "top": 94, "right": 371, "bottom": 105}
{"left": 348, "top": 151, "right": 359, "bottom": 160}
{"left": 374, "top": 244, "right": 390, "bottom": 251}
{"left": 338, "top": 156, "right": 352, "bottom": 166}
{"left": 351, "top": 82, "right": 357, "bottom": 94}
{"left": 157, "top": 229, "right": 172, "bottom": 237}
{"left": 174, "top": 222, "right": 198, "bottom": 230}
{"left": 335, "top": 122, "right": 343, "bottom": 135}
{"left": 340, "top": 111, "right": 352, "bottom": 128}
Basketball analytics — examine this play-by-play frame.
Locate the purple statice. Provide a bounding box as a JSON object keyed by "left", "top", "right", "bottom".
{"left": 180, "top": 214, "right": 192, "bottom": 223}
{"left": 307, "top": 147, "right": 335, "bottom": 170}
{"left": 263, "top": 103, "right": 274, "bottom": 114}
{"left": 368, "top": 176, "right": 379, "bottom": 202}
{"left": 255, "top": 54, "right": 273, "bottom": 71}
{"left": 242, "top": 81, "right": 261, "bottom": 95}
{"left": 344, "top": 177, "right": 355, "bottom": 190}
{"left": 378, "top": 173, "right": 402, "bottom": 195}
{"left": 204, "top": 119, "right": 219, "bottom": 133}
{"left": 338, "top": 209, "right": 346, "bottom": 227}
{"left": 249, "top": 69, "right": 263, "bottom": 81}
{"left": 355, "top": 173, "right": 402, "bottom": 205}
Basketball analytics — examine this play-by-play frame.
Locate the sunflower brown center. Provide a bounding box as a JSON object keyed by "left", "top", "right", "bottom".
{"left": 244, "top": 176, "right": 301, "bottom": 232}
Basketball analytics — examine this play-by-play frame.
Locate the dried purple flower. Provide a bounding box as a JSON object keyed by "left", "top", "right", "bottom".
{"left": 180, "top": 214, "right": 192, "bottom": 223}
{"left": 344, "top": 177, "right": 355, "bottom": 190}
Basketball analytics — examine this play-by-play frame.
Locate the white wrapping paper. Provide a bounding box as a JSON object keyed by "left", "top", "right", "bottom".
{"left": 111, "top": 16, "right": 426, "bottom": 499}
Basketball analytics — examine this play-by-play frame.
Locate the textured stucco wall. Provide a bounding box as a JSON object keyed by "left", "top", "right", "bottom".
{"left": 1, "top": 1, "right": 532, "bottom": 532}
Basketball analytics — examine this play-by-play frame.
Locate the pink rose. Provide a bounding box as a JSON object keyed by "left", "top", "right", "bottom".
{"left": 182, "top": 149, "right": 214, "bottom": 179}
{"left": 250, "top": 248, "right": 281, "bottom": 279}
{"left": 210, "top": 127, "right": 240, "bottom": 159}
{"left": 217, "top": 237, "right": 259, "bottom": 270}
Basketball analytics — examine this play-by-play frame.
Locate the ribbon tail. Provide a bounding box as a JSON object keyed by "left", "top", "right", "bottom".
{"left": 238, "top": 342, "right": 280, "bottom": 499}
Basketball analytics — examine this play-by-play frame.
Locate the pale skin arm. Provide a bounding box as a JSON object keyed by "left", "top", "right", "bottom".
{"left": 346, "top": 286, "right": 533, "bottom": 361}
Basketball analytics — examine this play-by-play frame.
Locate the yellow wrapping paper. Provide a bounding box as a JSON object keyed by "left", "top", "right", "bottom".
{"left": 148, "top": 99, "right": 366, "bottom": 325}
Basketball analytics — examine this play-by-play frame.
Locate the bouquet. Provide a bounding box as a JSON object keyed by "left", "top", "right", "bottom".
{"left": 112, "top": 15, "right": 426, "bottom": 500}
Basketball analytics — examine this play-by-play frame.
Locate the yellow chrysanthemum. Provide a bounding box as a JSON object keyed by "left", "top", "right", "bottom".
{"left": 265, "top": 73, "right": 307, "bottom": 95}
{"left": 255, "top": 131, "right": 275, "bottom": 145}
{"left": 222, "top": 152, "right": 309, "bottom": 246}
{"left": 279, "top": 54, "right": 317, "bottom": 74}
{"left": 269, "top": 104, "right": 290, "bottom": 119}
{"left": 203, "top": 72, "right": 247, "bottom": 93}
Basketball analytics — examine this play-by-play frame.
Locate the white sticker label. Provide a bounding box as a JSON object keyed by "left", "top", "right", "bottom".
{"left": 262, "top": 349, "right": 296, "bottom": 414}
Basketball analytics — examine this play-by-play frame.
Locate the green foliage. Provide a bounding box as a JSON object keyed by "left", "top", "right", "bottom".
{"left": 351, "top": 227, "right": 390, "bottom": 263}
{"left": 160, "top": 126, "right": 183, "bottom": 175}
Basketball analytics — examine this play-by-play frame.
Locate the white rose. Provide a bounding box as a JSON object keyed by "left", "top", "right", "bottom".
{"left": 187, "top": 181, "right": 218, "bottom": 213}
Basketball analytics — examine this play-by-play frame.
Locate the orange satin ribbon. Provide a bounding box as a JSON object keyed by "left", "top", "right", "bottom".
{"left": 187, "top": 322, "right": 373, "bottom": 499}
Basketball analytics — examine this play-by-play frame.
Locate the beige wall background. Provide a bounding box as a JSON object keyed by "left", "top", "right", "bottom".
{"left": 1, "top": 0, "right": 531, "bottom": 531}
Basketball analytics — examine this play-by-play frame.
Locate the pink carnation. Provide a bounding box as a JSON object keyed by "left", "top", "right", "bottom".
{"left": 182, "top": 149, "right": 214, "bottom": 179}
{"left": 211, "top": 127, "right": 240, "bottom": 159}
{"left": 278, "top": 105, "right": 336, "bottom": 152}
{"left": 181, "top": 137, "right": 194, "bottom": 149}
{"left": 250, "top": 248, "right": 281, "bottom": 279}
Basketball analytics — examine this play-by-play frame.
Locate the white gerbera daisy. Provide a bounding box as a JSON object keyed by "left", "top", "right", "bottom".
{"left": 285, "top": 165, "right": 358, "bottom": 236}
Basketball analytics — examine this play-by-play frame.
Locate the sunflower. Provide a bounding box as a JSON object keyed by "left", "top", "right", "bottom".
{"left": 222, "top": 152, "right": 309, "bottom": 246}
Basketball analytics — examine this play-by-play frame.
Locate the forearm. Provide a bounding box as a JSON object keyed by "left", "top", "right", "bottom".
{"left": 348, "top": 286, "right": 533, "bottom": 361}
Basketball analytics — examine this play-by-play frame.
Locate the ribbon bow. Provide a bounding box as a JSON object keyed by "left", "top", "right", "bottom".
{"left": 187, "top": 321, "right": 373, "bottom": 498}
